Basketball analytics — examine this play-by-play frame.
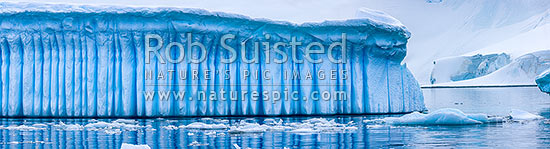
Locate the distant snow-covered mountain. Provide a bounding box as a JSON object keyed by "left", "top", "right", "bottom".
{"left": 358, "top": 0, "right": 550, "bottom": 85}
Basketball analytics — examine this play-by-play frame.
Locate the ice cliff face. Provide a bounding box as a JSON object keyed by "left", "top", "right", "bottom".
{"left": 430, "top": 53, "right": 511, "bottom": 84}
{"left": 432, "top": 50, "right": 550, "bottom": 86}
{"left": 0, "top": 3, "right": 424, "bottom": 117}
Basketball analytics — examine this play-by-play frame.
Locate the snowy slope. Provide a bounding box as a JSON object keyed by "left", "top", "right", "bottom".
{"left": 436, "top": 50, "right": 550, "bottom": 86}
{"left": 430, "top": 12, "right": 550, "bottom": 86}
{"left": 466, "top": 12, "right": 550, "bottom": 58}
{"left": 358, "top": 0, "right": 550, "bottom": 85}
{"left": 429, "top": 53, "right": 511, "bottom": 84}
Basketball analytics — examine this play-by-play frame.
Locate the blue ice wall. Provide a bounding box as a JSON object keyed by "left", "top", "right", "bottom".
{"left": 0, "top": 3, "right": 425, "bottom": 117}
{"left": 536, "top": 69, "right": 550, "bottom": 94}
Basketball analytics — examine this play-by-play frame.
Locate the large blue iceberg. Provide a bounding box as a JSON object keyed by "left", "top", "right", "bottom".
{"left": 0, "top": 3, "right": 425, "bottom": 117}
{"left": 536, "top": 69, "right": 550, "bottom": 94}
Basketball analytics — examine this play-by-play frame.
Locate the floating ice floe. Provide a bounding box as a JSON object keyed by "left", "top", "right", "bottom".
{"left": 0, "top": 125, "right": 46, "bottom": 131}
{"left": 204, "top": 131, "right": 217, "bottom": 136}
{"left": 233, "top": 144, "right": 241, "bottom": 149}
{"left": 509, "top": 109, "right": 544, "bottom": 121}
{"left": 104, "top": 129, "right": 122, "bottom": 135}
{"left": 364, "top": 108, "right": 544, "bottom": 125}
{"left": 31, "top": 123, "right": 48, "bottom": 128}
{"left": 121, "top": 143, "right": 151, "bottom": 149}
{"left": 5, "top": 141, "right": 46, "bottom": 144}
{"left": 113, "top": 119, "right": 139, "bottom": 124}
{"left": 53, "top": 122, "right": 84, "bottom": 131}
{"left": 228, "top": 122, "right": 269, "bottom": 134}
{"left": 199, "top": 118, "right": 229, "bottom": 123}
{"left": 289, "top": 128, "right": 319, "bottom": 134}
{"left": 0, "top": 119, "right": 145, "bottom": 132}
{"left": 84, "top": 121, "right": 144, "bottom": 131}
{"left": 161, "top": 125, "right": 179, "bottom": 130}
{"left": 180, "top": 122, "right": 229, "bottom": 130}
{"left": 188, "top": 141, "right": 209, "bottom": 147}
{"left": 228, "top": 118, "right": 356, "bottom": 134}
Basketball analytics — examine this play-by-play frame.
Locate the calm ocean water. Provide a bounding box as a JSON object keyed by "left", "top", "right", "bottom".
{"left": 0, "top": 87, "right": 548, "bottom": 148}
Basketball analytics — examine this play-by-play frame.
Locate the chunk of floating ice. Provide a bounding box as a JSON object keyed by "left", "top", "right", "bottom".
{"left": 233, "top": 144, "right": 241, "bottom": 149}
{"left": 82, "top": 121, "right": 145, "bottom": 134}
{"left": 0, "top": 125, "right": 46, "bottom": 131}
{"left": 214, "top": 119, "right": 230, "bottom": 123}
{"left": 263, "top": 118, "right": 281, "bottom": 125}
{"left": 104, "top": 129, "right": 122, "bottom": 135}
{"left": 290, "top": 128, "right": 319, "bottom": 134}
{"left": 365, "top": 108, "right": 546, "bottom": 125}
{"left": 180, "top": 122, "right": 229, "bottom": 130}
{"left": 31, "top": 123, "right": 48, "bottom": 128}
{"left": 228, "top": 118, "right": 356, "bottom": 134}
{"left": 204, "top": 131, "right": 217, "bottom": 136}
{"left": 199, "top": 118, "right": 229, "bottom": 123}
{"left": 84, "top": 121, "right": 144, "bottom": 130}
{"left": 509, "top": 109, "right": 544, "bottom": 121}
{"left": 228, "top": 122, "right": 268, "bottom": 134}
{"left": 113, "top": 119, "right": 138, "bottom": 124}
{"left": 53, "top": 122, "right": 84, "bottom": 131}
{"left": 161, "top": 125, "right": 178, "bottom": 130}
{"left": 367, "top": 108, "right": 505, "bottom": 125}
{"left": 188, "top": 141, "right": 209, "bottom": 147}
{"left": 121, "top": 143, "right": 151, "bottom": 149}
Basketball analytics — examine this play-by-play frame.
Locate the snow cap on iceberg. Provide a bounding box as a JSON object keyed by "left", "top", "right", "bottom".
{"left": 0, "top": 2, "right": 409, "bottom": 38}
{"left": 355, "top": 7, "right": 409, "bottom": 37}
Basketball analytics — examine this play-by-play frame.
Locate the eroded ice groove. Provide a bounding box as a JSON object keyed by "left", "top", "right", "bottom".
{"left": 0, "top": 2, "right": 424, "bottom": 117}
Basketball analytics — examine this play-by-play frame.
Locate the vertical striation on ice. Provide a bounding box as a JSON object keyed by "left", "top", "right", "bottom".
{"left": 0, "top": 2, "right": 425, "bottom": 117}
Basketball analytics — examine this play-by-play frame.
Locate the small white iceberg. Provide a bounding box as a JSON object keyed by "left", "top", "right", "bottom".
{"left": 180, "top": 122, "right": 228, "bottom": 130}
{"left": 366, "top": 108, "right": 504, "bottom": 125}
{"left": 509, "top": 109, "right": 544, "bottom": 121}
{"left": 227, "top": 118, "right": 355, "bottom": 134}
{"left": 228, "top": 122, "right": 268, "bottom": 134}
{"left": 0, "top": 125, "right": 46, "bottom": 131}
{"left": 120, "top": 143, "right": 151, "bottom": 149}
{"left": 365, "top": 108, "right": 545, "bottom": 126}
{"left": 188, "top": 141, "right": 209, "bottom": 146}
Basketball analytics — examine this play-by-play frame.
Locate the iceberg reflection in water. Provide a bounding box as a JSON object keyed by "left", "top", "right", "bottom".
{"left": 0, "top": 113, "right": 550, "bottom": 148}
